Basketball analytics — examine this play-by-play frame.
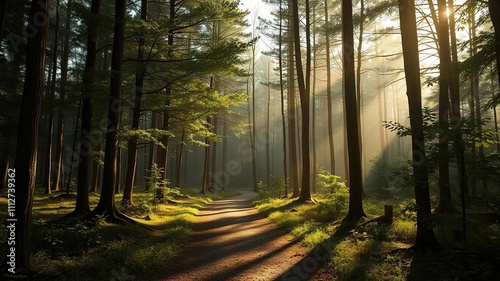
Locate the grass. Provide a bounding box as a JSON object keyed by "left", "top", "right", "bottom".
{"left": 253, "top": 194, "right": 500, "bottom": 281}
{"left": 0, "top": 187, "right": 239, "bottom": 280}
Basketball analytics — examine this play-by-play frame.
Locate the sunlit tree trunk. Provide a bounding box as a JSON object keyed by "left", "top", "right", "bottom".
{"left": 288, "top": 0, "right": 299, "bottom": 197}
{"left": 398, "top": 0, "right": 440, "bottom": 251}
{"left": 266, "top": 60, "right": 271, "bottom": 188}
{"left": 1, "top": 0, "right": 51, "bottom": 273}
{"left": 251, "top": 31, "right": 258, "bottom": 192}
{"left": 202, "top": 116, "right": 211, "bottom": 195}
{"left": 311, "top": 4, "right": 317, "bottom": 193}
{"left": 324, "top": 0, "right": 336, "bottom": 175}
{"left": 342, "top": 0, "right": 365, "bottom": 219}
{"left": 356, "top": 0, "right": 365, "bottom": 181}
{"left": 278, "top": 0, "right": 288, "bottom": 195}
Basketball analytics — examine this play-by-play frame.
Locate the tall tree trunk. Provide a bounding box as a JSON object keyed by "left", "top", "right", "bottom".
{"left": 325, "top": 1, "right": 336, "bottom": 174}
{"left": 266, "top": 59, "right": 271, "bottom": 188}
{"left": 70, "top": 0, "right": 101, "bottom": 216}
{"left": 1, "top": 0, "right": 51, "bottom": 273}
{"left": 292, "top": 0, "right": 312, "bottom": 201}
{"left": 287, "top": 0, "right": 299, "bottom": 197}
{"left": 278, "top": 0, "right": 288, "bottom": 195}
{"left": 201, "top": 117, "right": 211, "bottom": 195}
{"left": 251, "top": 35, "right": 258, "bottom": 192}
{"left": 342, "top": 0, "right": 365, "bottom": 219}
{"left": 356, "top": 0, "right": 365, "bottom": 181}
{"left": 448, "top": 0, "right": 468, "bottom": 220}
{"left": 85, "top": 0, "right": 133, "bottom": 224}
{"left": 436, "top": 0, "right": 452, "bottom": 211}
{"left": 158, "top": 0, "right": 175, "bottom": 187}
{"left": 43, "top": 0, "right": 60, "bottom": 195}
{"left": 311, "top": 5, "right": 317, "bottom": 193}
{"left": 123, "top": 0, "right": 148, "bottom": 206}
{"left": 398, "top": 0, "right": 440, "bottom": 251}
{"left": 324, "top": 0, "right": 336, "bottom": 175}
{"left": 53, "top": 0, "right": 72, "bottom": 192}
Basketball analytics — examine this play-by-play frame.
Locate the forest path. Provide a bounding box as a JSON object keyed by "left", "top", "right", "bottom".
{"left": 157, "top": 189, "right": 316, "bottom": 281}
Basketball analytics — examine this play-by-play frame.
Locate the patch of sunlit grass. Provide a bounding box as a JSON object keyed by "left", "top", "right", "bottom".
{"left": 0, "top": 186, "right": 232, "bottom": 281}
{"left": 386, "top": 220, "right": 416, "bottom": 242}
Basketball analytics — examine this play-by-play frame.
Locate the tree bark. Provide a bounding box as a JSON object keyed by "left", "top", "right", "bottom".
{"left": 291, "top": 0, "right": 312, "bottom": 201}
{"left": 70, "top": 0, "right": 101, "bottom": 217}
{"left": 287, "top": 0, "right": 299, "bottom": 197}
{"left": 398, "top": 0, "right": 440, "bottom": 251}
{"left": 84, "top": 0, "right": 133, "bottom": 224}
{"left": 52, "top": 0, "right": 72, "bottom": 192}
{"left": 278, "top": 0, "right": 288, "bottom": 196}
{"left": 1, "top": 0, "right": 51, "bottom": 274}
{"left": 324, "top": 0, "right": 336, "bottom": 175}
{"left": 342, "top": 0, "right": 365, "bottom": 219}
{"left": 122, "top": 0, "right": 148, "bottom": 206}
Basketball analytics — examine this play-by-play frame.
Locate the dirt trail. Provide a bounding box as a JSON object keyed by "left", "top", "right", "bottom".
{"left": 157, "top": 189, "right": 312, "bottom": 281}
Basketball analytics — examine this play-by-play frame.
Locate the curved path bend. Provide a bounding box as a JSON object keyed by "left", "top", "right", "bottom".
{"left": 158, "top": 190, "right": 312, "bottom": 281}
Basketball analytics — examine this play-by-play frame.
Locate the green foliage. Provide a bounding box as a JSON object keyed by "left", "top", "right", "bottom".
{"left": 31, "top": 218, "right": 103, "bottom": 257}
{"left": 396, "top": 201, "right": 418, "bottom": 222}
{"left": 317, "top": 170, "right": 349, "bottom": 212}
{"left": 257, "top": 176, "right": 285, "bottom": 198}
{"left": 145, "top": 163, "right": 166, "bottom": 190}
{"left": 383, "top": 107, "right": 500, "bottom": 191}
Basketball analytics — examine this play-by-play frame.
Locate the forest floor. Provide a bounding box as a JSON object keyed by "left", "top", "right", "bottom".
{"left": 156, "top": 189, "right": 318, "bottom": 281}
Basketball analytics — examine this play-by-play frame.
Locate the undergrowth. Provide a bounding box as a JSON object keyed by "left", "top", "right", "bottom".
{"left": 0, "top": 187, "right": 237, "bottom": 281}
{"left": 254, "top": 194, "right": 500, "bottom": 281}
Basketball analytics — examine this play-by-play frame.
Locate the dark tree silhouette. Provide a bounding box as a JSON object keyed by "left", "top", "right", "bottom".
{"left": 436, "top": 0, "right": 452, "bottom": 211}
{"left": 123, "top": 0, "right": 148, "bottom": 206}
{"left": 84, "top": 0, "right": 134, "bottom": 223}
{"left": 342, "top": 0, "right": 365, "bottom": 220}
{"left": 70, "top": 0, "right": 102, "bottom": 217}
{"left": 291, "top": 0, "right": 312, "bottom": 201}
{"left": 398, "top": 0, "right": 440, "bottom": 251}
{"left": 1, "top": 0, "right": 51, "bottom": 273}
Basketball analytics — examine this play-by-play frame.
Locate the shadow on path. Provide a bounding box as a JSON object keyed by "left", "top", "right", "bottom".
{"left": 157, "top": 190, "right": 309, "bottom": 281}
